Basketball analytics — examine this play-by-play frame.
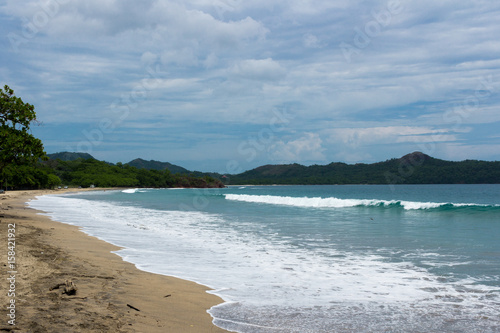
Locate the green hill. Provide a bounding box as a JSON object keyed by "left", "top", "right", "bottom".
{"left": 126, "top": 158, "right": 190, "bottom": 174}
{"left": 47, "top": 152, "right": 95, "bottom": 161}
{"left": 42, "top": 158, "right": 224, "bottom": 189}
{"left": 229, "top": 152, "right": 500, "bottom": 185}
{"left": 6, "top": 152, "right": 225, "bottom": 189}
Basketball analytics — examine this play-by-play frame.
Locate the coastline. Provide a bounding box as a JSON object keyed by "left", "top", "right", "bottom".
{"left": 0, "top": 189, "right": 229, "bottom": 332}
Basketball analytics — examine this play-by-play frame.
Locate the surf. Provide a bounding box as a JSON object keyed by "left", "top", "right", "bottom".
{"left": 224, "top": 194, "right": 500, "bottom": 211}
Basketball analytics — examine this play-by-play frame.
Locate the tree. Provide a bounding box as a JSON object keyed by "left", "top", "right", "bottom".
{"left": 0, "top": 85, "right": 46, "bottom": 189}
{"left": 47, "top": 174, "right": 62, "bottom": 189}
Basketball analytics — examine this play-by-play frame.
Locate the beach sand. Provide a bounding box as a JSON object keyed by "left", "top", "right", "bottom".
{"left": 0, "top": 189, "right": 229, "bottom": 332}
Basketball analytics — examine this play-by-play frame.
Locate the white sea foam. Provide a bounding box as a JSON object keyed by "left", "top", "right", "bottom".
{"left": 224, "top": 194, "right": 489, "bottom": 210}
{"left": 122, "top": 188, "right": 139, "bottom": 193}
{"left": 28, "top": 194, "right": 500, "bottom": 333}
{"left": 122, "top": 188, "right": 153, "bottom": 193}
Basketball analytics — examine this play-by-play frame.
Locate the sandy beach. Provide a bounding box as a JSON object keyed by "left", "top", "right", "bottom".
{"left": 0, "top": 189, "right": 229, "bottom": 332}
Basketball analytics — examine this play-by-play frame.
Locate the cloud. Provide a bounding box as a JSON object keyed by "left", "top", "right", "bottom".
{"left": 4, "top": 0, "right": 268, "bottom": 56}
{"left": 325, "top": 126, "right": 468, "bottom": 148}
{"left": 303, "top": 33, "right": 321, "bottom": 48}
{"left": 230, "top": 58, "right": 286, "bottom": 81}
{"left": 437, "top": 143, "right": 500, "bottom": 161}
{"left": 269, "top": 133, "right": 326, "bottom": 163}
{"left": 2, "top": 0, "right": 500, "bottom": 170}
{"left": 141, "top": 52, "right": 158, "bottom": 66}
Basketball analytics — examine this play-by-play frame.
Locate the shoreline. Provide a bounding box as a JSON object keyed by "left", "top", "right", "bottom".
{"left": 0, "top": 189, "right": 229, "bottom": 332}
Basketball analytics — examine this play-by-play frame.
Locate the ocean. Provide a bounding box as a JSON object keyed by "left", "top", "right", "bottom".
{"left": 29, "top": 184, "right": 500, "bottom": 333}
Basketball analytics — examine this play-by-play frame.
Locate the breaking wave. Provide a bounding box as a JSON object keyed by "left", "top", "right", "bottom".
{"left": 224, "top": 194, "right": 500, "bottom": 211}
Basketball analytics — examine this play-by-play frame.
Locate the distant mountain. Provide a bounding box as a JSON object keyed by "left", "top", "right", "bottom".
{"left": 47, "top": 152, "right": 95, "bottom": 161}
{"left": 229, "top": 152, "right": 500, "bottom": 185}
{"left": 126, "top": 158, "right": 190, "bottom": 174}
{"left": 47, "top": 153, "right": 194, "bottom": 175}
{"left": 46, "top": 151, "right": 500, "bottom": 185}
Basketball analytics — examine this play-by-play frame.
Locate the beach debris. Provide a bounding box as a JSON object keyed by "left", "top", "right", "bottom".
{"left": 63, "top": 280, "right": 77, "bottom": 295}
{"left": 49, "top": 282, "right": 66, "bottom": 291}
{"left": 49, "top": 279, "right": 78, "bottom": 296}
{"left": 164, "top": 294, "right": 171, "bottom": 298}
{"left": 127, "top": 304, "right": 141, "bottom": 312}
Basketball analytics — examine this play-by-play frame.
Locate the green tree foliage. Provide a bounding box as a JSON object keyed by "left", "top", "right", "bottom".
{"left": 0, "top": 85, "right": 46, "bottom": 188}
{"left": 47, "top": 158, "right": 224, "bottom": 189}
{"left": 47, "top": 174, "right": 62, "bottom": 188}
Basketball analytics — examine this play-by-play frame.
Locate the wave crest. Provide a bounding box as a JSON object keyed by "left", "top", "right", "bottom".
{"left": 224, "top": 194, "right": 497, "bottom": 211}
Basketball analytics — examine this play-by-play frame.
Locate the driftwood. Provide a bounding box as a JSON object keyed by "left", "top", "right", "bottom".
{"left": 127, "top": 304, "right": 140, "bottom": 312}
{"left": 67, "top": 296, "right": 87, "bottom": 300}
{"left": 49, "top": 282, "right": 66, "bottom": 291}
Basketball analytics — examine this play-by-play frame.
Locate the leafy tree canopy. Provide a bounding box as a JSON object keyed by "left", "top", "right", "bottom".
{"left": 0, "top": 85, "right": 46, "bottom": 179}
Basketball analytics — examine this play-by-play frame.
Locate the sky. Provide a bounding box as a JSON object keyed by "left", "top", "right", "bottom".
{"left": 1, "top": 0, "right": 500, "bottom": 173}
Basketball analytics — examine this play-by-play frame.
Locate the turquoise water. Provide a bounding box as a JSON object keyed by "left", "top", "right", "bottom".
{"left": 30, "top": 185, "right": 500, "bottom": 332}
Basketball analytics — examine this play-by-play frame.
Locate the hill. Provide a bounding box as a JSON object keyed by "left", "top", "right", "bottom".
{"left": 47, "top": 153, "right": 222, "bottom": 178}
{"left": 126, "top": 158, "right": 190, "bottom": 174}
{"left": 3, "top": 152, "right": 225, "bottom": 189}
{"left": 47, "top": 152, "right": 95, "bottom": 161}
{"left": 40, "top": 158, "right": 224, "bottom": 189}
{"left": 228, "top": 152, "right": 500, "bottom": 185}
{"left": 46, "top": 159, "right": 224, "bottom": 188}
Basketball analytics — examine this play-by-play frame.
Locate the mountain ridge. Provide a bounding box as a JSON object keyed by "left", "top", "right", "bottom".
{"left": 47, "top": 152, "right": 191, "bottom": 174}
{"left": 47, "top": 151, "right": 95, "bottom": 161}
{"left": 126, "top": 158, "right": 190, "bottom": 174}
{"left": 228, "top": 151, "right": 500, "bottom": 185}
{"left": 46, "top": 151, "right": 500, "bottom": 184}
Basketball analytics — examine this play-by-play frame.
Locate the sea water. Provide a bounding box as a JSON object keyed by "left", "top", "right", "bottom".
{"left": 29, "top": 185, "right": 500, "bottom": 332}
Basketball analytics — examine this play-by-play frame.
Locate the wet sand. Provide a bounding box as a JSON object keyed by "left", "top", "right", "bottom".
{"left": 0, "top": 189, "right": 229, "bottom": 332}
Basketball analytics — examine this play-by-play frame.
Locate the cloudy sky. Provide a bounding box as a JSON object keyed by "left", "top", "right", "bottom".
{"left": 1, "top": 0, "right": 499, "bottom": 172}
